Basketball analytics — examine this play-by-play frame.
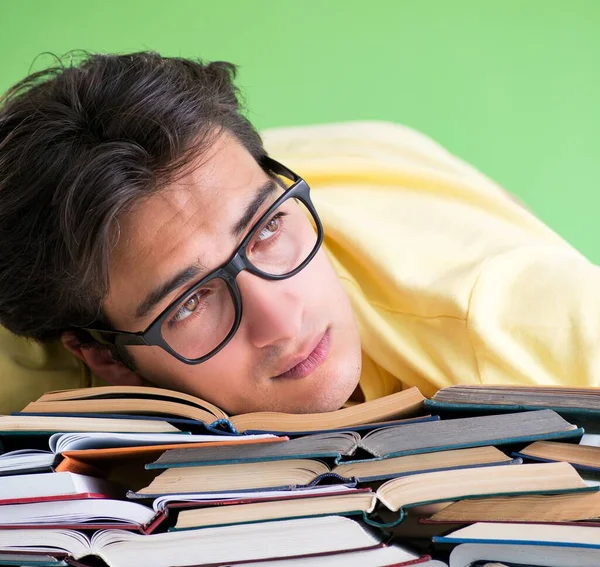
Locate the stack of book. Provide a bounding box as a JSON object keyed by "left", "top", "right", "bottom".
{"left": 1, "top": 384, "right": 600, "bottom": 566}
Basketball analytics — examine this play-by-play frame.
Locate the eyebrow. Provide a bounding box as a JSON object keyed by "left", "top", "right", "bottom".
{"left": 134, "top": 263, "right": 206, "bottom": 321}
{"left": 134, "top": 178, "right": 279, "bottom": 322}
{"left": 231, "top": 178, "right": 278, "bottom": 238}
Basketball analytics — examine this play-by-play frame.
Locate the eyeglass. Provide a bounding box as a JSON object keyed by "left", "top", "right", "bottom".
{"left": 82, "top": 158, "right": 324, "bottom": 365}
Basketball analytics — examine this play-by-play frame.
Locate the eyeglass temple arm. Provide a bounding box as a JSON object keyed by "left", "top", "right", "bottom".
{"left": 261, "top": 156, "right": 299, "bottom": 182}
{"left": 85, "top": 329, "right": 149, "bottom": 347}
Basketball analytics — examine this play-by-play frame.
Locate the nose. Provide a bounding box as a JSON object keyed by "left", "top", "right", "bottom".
{"left": 236, "top": 270, "right": 303, "bottom": 349}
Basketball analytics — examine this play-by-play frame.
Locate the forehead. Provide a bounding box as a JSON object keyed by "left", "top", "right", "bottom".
{"left": 105, "top": 132, "right": 267, "bottom": 325}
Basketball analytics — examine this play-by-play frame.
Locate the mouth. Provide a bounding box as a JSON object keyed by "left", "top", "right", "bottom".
{"left": 272, "top": 328, "right": 331, "bottom": 380}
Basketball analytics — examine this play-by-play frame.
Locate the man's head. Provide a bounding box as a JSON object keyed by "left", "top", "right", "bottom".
{"left": 0, "top": 52, "right": 361, "bottom": 414}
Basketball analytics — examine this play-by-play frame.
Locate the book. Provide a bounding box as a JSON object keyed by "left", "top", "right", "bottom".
{"left": 0, "top": 472, "right": 112, "bottom": 505}
{"left": 0, "top": 516, "right": 388, "bottom": 567}
{"left": 514, "top": 440, "right": 600, "bottom": 472}
{"left": 150, "top": 484, "right": 361, "bottom": 510}
{"left": 425, "top": 385, "right": 600, "bottom": 417}
{"left": 581, "top": 433, "right": 600, "bottom": 446}
{"left": 449, "top": 541, "right": 600, "bottom": 567}
{"left": 0, "top": 552, "right": 68, "bottom": 566}
{"left": 0, "top": 498, "right": 156, "bottom": 531}
{"left": 0, "top": 414, "right": 181, "bottom": 434}
{"left": 135, "top": 462, "right": 593, "bottom": 527}
{"left": 0, "top": 449, "right": 57, "bottom": 476}
{"left": 146, "top": 410, "right": 582, "bottom": 471}
{"left": 20, "top": 385, "right": 426, "bottom": 433}
{"left": 189, "top": 545, "right": 448, "bottom": 566}
{"left": 436, "top": 522, "right": 600, "bottom": 567}
{"left": 0, "top": 432, "right": 279, "bottom": 476}
{"left": 423, "top": 491, "right": 600, "bottom": 524}
{"left": 53, "top": 435, "right": 286, "bottom": 478}
{"left": 171, "top": 487, "right": 376, "bottom": 530}
{"left": 136, "top": 446, "right": 517, "bottom": 493}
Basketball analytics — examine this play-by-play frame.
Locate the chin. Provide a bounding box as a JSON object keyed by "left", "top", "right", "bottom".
{"left": 284, "top": 366, "right": 362, "bottom": 414}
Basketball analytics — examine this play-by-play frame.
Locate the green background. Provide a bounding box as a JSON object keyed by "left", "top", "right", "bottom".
{"left": 2, "top": 1, "right": 599, "bottom": 259}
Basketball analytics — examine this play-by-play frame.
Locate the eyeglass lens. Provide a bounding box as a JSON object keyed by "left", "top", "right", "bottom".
{"left": 160, "top": 195, "right": 319, "bottom": 360}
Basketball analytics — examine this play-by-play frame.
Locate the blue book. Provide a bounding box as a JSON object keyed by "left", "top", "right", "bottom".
{"left": 425, "top": 385, "right": 600, "bottom": 420}
{"left": 146, "top": 410, "right": 583, "bottom": 470}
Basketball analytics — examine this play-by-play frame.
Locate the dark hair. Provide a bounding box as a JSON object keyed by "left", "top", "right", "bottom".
{"left": 0, "top": 51, "right": 266, "bottom": 350}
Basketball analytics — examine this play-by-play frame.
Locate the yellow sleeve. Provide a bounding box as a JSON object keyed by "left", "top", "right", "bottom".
{"left": 263, "top": 121, "right": 600, "bottom": 397}
{"left": 467, "top": 245, "right": 600, "bottom": 387}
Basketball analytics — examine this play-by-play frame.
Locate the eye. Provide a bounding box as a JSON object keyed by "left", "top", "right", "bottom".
{"left": 171, "top": 291, "right": 206, "bottom": 323}
{"left": 256, "top": 212, "right": 285, "bottom": 242}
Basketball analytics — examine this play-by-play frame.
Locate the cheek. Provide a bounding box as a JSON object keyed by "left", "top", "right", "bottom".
{"left": 128, "top": 342, "right": 250, "bottom": 399}
{"left": 296, "top": 249, "right": 346, "bottom": 302}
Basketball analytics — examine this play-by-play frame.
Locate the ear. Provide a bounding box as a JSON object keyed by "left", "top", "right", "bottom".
{"left": 61, "top": 332, "right": 145, "bottom": 387}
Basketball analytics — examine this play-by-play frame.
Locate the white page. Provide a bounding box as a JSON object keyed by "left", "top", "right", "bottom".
{"left": 0, "top": 529, "right": 90, "bottom": 556}
{"left": 0, "top": 471, "right": 109, "bottom": 500}
{"left": 0, "top": 498, "right": 155, "bottom": 525}
{"left": 581, "top": 433, "right": 600, "bottom": 447}
{"left": 0, "top": 451, "right": 55, "bottom": 472}
{"left": 234, "top": 544, "right": 421, "bottom": 566}
{"left": 451, "top": 542, "right": 600, "bottom": 567}
{"left": 91, "top": 516, "right": 383, "bottom": 566}
{"left": 444, "top": 521, "right": 600, "bottom": 546}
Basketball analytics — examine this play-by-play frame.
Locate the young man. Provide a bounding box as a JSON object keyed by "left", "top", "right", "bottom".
{"left": 0, "top": 52, "right": 598, "bottom": 415}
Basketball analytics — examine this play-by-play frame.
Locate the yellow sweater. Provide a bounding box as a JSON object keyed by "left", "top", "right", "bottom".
{"left": 2, "top": 121, "right": 598, "bottom": 413}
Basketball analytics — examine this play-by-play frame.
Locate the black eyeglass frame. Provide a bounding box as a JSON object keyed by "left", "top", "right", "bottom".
{"left": 81, "top": 158, "right": 324, "bottom": 365}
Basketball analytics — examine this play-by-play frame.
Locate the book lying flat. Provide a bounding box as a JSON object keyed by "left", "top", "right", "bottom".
{"left": 150, "top": 485, "right": 359, "bottom": 509}
{"left": 136, "top": 446, "right": 517, "bottom": 493}
{"left": 0, "top": 414, "right": 180, "bottom": 434}
{"left": 514, "top": 440, "right": 600, "bottom": 472}
{"left": 425, "top": 385, "right": 600, "bottom": 417}
{"left": 21, "top": 385, "right": 426, "bottom": 434}
{"left": 138, "top": 462, "right": 592, "bottom": 528}
{"left": 449, "top": 540, "right": 600, "bottom": 567}
{"left": 0, "top": 516, "right": 387, "bottom": 567}
{"left": 435, "top": 522, "right": 600, "bottom": 555}
{"left": 171, "top": 488, "right": 376, "bottom": 530}
{"left": 0, "top": 498, "right": 156, "bottom": 531}
{"left": 187, "top": 545, "right": 447, "bottom": 567}
{"left": 423, "top": 491, "right": 600, "bottom": 524}
{"left": 146, "top": 410, "right": 582, "bottom": 471}
{"left": 54, "top": 436, "right": 286, "bottom": 478}
{"left": 0, "top": 432, "right": 279, "bottom": 477}
{"left": 0, "top": 552, "right": 68, "bottom": 567}
{"left": 0, "top": 449, "right": 57, "bottom": 476}
{"left": 0, "top": 472, "right": 112, "bottom": 505}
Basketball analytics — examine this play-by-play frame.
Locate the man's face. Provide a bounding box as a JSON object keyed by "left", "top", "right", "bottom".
{"left": 103, "top": 132, "right": 362, "bottom": 415}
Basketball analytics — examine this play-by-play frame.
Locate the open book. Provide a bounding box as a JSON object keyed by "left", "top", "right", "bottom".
{"left": 514, "top": 440, "right": 600, "bottom": 473}
{"left": 0, "top": 431, "right": 278, "bottom": 476}
{"left": 0, "top": 516, "right": 390, "bottom": 567}
{"left": 425, "top": 384, "right": 600, "bottom": 417}
{"left": 135, "top": 462, "right": 593, "bottom": 528}
{"left": 0, "top": 498, "right": 156, "bottom": 531}
{"left": 21, "top": 385, "right": 426, "bottom": 433}
{"left": 424, "top": 490, "right": 600, "bottom": 524}
{"left": 225, "top": 546, "right": 447, "bottom": 567}
{"left": 137, "top": 446, "right": 516, "bottom": 492}
{"left": 145, "top": 410, "right": 581, "bottom": 472}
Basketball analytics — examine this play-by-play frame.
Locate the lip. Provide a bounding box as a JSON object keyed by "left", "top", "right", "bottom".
{"left": 272, "top": 329, "right": 331, "bottom": 380}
